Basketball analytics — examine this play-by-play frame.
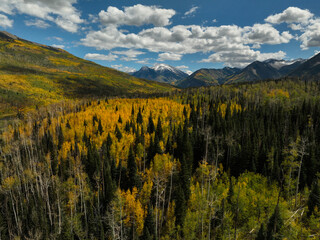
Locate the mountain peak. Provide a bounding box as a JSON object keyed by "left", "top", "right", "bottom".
{"left": 152, "top": 63, "right": 176, "bottom": 72}
{"left": 132, "top": 64, "right": 188, "bottom": 84}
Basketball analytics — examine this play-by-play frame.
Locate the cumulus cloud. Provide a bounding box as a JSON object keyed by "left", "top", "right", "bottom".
{"left": 0, "top": 0, "right": 83, "bottom": 32}
{"left": 81, "top": 23, "right": 291, "bottom": 53}
{"left": 112, "top": 49, "right": 145, "bottom": 61}
{"left": 201, "top": 49, "right": 286, "bottom": 68}
{"left": 82, "top": 5, "right": 320, "bottom": 67}
{"left": 265, "top": 7, "right": 313, "bottom": 24}
{"left": 84, "top": 53, "right": 118, "bottom": 61}
{"left": 176, "top": 65, "right": 192, "bottom": 74}
{"left": 158, "top": 52, "right": 182, "bottom": 61}
{"left": 184, "top": 6, "right": 199, "bottom": 17}
{"left": 25, "top": 19, "right": 50, "bottom": 28}
{"left": 299, "top": 19, "right": 320, "bottom": 49}
{"left": 244, "top": 23, "right": 293, "bottom": 45}
{"left": 47, "top": 36, "right": 63, "bottom": 42}
{"left": 99, "top": 4, "right": 175, "bottom": 27}
{"left": 51, "top": 44, "right": 64, "bottom": 49}
{"left": 0, "top": 13, "right": 13, "bottom": 28}
{"left": 111, "top": 64, "right": 136, "bottom": 73}
{"left": 176, "top": 65, "right": 189, "bottom": 69}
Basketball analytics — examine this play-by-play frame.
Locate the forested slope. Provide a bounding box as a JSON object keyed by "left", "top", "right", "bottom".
{"left": 0, "top": 79, "right": 320, "bottom": 239}
{"left": 0, "top": 31, "right": 174, "bottom": 118}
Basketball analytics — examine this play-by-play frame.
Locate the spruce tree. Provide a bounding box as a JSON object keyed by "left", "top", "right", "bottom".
{"left": 266, "top": 205, "right": 283, "bottom": 240}
{"left": 256, "top": 223, "right": 266, "bottom": 240}
{"left": 156, "top": 116, "right": 163, "bottom": 140}
{"left": 137, "top": 107, "right": 143, "bottom": 124}
{"left": 98, "top": 119, "right": 104, "bottom": 135}
{"left": 147, "top": 113, "right": 155, "bottom": 134}
{"left": 115, "top": 124, "right": 122, "bottom": 141}
{"left": 127, "top": 145, "right": 140, "bottom": 190}
{"left": 307, "top": 179, "right": 320, "bottom": 216}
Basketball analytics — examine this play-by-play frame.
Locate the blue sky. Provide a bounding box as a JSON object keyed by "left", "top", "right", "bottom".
{"left": 0, "top": 0, "right": 320, "bottom": 74}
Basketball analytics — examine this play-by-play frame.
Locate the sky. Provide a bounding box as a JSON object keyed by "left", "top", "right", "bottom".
{"left": 0, "top": 0, "right": 320, "bottom": 74}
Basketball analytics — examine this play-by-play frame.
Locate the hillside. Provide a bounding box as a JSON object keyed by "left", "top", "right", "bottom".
{"left": 177, "top": 67, "right": 240, "bottom": 88}
{"left": 289, "top": 53, "right": 320, "bottom": 79}
{"left": 0, "top": 31, "right": 174, "bottom": 118}
{"left": 132, "top": 64, "right": 189, "bottom": 84}
{"left": 225, "top": 61, "right": 282, "bottom": 83}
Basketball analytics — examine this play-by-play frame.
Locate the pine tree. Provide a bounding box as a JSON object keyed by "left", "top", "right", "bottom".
{"left": 307, "top": 179, "right": 320, "bottom": 216}
{"left": 147, "top": 113, "right": 155, "bottom": 134}
{"left": 118, "top": 115, "right": 123, "bottom": 123}
{"left": 115, "top": 124, "right": 122, "bottom": 141}
{"left": 98, "top": 119, "right": 104, "bottom": 135}
{"left": 156, "top": 116, "right": 163, "bottom": 140}
{"left": 141, "top": 204, "right": 155, "bottom": 240}
{"left": 127, "top": 145, "right": 140, "bottom": 190}
{"left": 57, "top": 124, "right": 64, "bottom": 150}
{"left": 256, "top": 223, "right": 266, "bottom": 240}
{"left": 137, "top": 107, "right": 143, "bottom": 124}
{"left": 266, "top": 205, "right": 283, "bottom": 240}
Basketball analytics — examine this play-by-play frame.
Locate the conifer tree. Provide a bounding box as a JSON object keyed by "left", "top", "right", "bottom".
{"left": 156, "top": 116, "right": 163, "bottom": 140}
{"left": 137, "top": 107, "right": 143, "bottom": 124}
{"left": 98, "top": 119, "right": 104, "bottom": 135}
{"left": 115, "top": 124, "right": 122, "bottom": 141}
{"left": 256, "top": 223, "right": 266, "bottom": 240}
{"left": 147, "top": 113, "right": 155, "bottom": 134}
{"left": 127, "top": 145, "right": 140, "bottom": 190}
{"left": 307, "top": 178, "right": 320, "bottom": 217}
{"left": 266, "top": 206, "right": 283, "bottom": 240}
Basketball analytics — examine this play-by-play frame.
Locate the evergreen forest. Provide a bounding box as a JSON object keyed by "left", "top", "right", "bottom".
{"left": 0, "top": 79, "right": 320, "bottom": 239}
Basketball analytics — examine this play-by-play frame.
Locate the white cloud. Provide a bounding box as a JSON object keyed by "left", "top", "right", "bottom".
{"left": 176, "top": 65, "right": 192, "bottom": 75}
{"left": 84, "top": 53, "right": 118, "bottom": 61}
{"left": 47, "top": 36, "right": 63, "bottom": 41}
{"left": 244, "top": 23, "right": 293, "bottom": 45}
{"left": 158, "top": 52, "right": 182, "bottom": 61}
{"left": 0, "top": 13, "right": 13, "bottom": 28}
{"left": 0, "top": 0, "right": 83, "bottom": 32}
{"left": 265, "top": 7, "right": 313, "bottom": 24}
{"left": 299, "top": 18, "right": 320, "bottom": 49}
{"left": 51, "top": 44, "right": 64, "bottom": 49}
{"left": 136, "top": 58, "right": 152, "bottom": 64}
{"left": 201, "top": 49, "right": 286, "bottom": 68}
{"left": 112, "top": 49, "right": 145, "bottom": 61}
{"left": 25, "top": 19, "right": 50, "bottom": 28}
{"left": 99, "top": 4, "right": 175, "bottom": 27}
{"left": 184, "top": 6, "right": 199, "bottom": 17}
{"left": 176, "top": 65, "right": 189, "bottom": 69}
{"left": 81, "top": 5, "right": 309, "bottom": 67}
{"left": 111, "top": 64, "right": 136, "bottom": 73}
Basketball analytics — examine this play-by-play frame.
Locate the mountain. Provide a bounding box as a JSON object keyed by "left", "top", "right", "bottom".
{"left": 131, "top": 64, "right": 189, "bottom": 84}
{"left": 177, "top": 67, "right": 240, "bottom": 88}
{"left": 264, "top": 59, "right": 306, "bottom": 75}
{"left": 178, "top": 58, "right": 306, "bottom": 88}
{"left": 289, "top": 53, "right": 320, "bottom": 79}
{"left": 226, "top": 61, "right": 283, "bottom": 83}
{"left": 0, "top": 31, "right": 174, "bottom": 118}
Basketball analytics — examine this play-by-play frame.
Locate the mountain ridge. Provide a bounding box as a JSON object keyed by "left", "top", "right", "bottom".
{"left": 131, "top": 64, "right": 189, "bottom": 84}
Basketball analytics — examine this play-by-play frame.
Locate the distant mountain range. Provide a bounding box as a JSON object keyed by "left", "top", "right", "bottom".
{"left": 131, "top": 64, "right": 189, "bottom": 84}
{"left": 132, "top": 56, "right": 320, "bottom": 88}
{"left": 177, "top": 67, "right": 241, "bottom": 88}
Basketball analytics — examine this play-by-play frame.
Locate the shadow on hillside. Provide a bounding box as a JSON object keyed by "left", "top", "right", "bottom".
{"left": 0, "top": 65, "right": 51, "bottom": 75}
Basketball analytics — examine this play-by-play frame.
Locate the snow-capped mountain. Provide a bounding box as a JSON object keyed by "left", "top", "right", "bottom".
{"left": 131, "top": 64, "right": 189, "bottom": 84}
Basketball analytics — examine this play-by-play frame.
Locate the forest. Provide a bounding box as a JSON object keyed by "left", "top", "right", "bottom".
{"left": 0, "top": 78, "right": 320, "bottom": 239}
